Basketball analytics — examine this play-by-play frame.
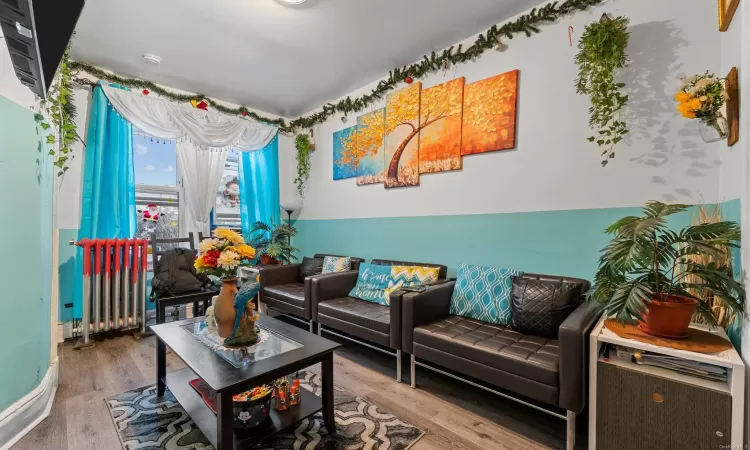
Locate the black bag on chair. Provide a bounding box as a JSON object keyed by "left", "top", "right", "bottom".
{"left": 151, "top": 248, "right": 211, "bottom": 299}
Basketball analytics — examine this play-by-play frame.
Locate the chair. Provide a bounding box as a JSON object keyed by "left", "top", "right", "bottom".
{"left": 150, "top": 232, "right": 218, "bottom": 324}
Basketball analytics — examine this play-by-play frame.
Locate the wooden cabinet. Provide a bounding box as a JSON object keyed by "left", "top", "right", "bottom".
{"left": 596, "top": 362, "right": 731, "bottom": 450}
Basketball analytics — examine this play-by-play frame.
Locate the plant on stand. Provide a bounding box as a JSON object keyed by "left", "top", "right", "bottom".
{"left": 589, "top": 201, "right": 744, "bottom": 339}
{"left": 674, "top": 72, "right": 730, "bottom": 142}
{"left": 574, "top": 16, "right": 630, "bottom": 166}
{"left": 294, "top": 134, "right": 312, "bottom": 198}
{"left": 195, "top": 227, "right": 257, "bottom": 339}
{"left": 249, "top": 221, "right": 298, "bottom": 265}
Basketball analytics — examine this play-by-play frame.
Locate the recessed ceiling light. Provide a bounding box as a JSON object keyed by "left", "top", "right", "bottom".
{"left": 142, "top": 53, "right": 162, "bottom": 66}
{"left": 274, "top": 0, "right": 309, "bottom": 6}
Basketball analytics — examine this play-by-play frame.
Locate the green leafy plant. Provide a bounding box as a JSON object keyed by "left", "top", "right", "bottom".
{"left": 248, "top": 221, "right": 298, "bottom": 265}
{"left": 35, "top": 43, "right": 81, "bottom": 176}
{"left": 575, "top": 16, "right": 630, "bottom": 166}
{"left": 589, "top": 201, "right": 744, "bottom": 327}
{"left": 294, "top": 134, "right": 312, "bottom": 198}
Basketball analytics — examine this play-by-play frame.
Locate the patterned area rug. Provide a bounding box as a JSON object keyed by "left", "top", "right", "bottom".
{"left": 105, "top": 370, "right": 423, "bottom": 449}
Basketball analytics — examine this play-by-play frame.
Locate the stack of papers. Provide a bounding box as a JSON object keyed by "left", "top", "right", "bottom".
{"left": 634, "top": 353, "right": 727, "bottom": 382}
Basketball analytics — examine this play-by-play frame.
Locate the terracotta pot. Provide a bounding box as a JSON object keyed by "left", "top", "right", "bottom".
{"left": 640, "top": 295, "right": 698, "bottom": 339}
{"left": 214, "top": 278, "right": 238, "bottom": 338}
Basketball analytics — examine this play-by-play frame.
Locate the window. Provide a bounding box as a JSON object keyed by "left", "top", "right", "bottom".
{"left": 212, "top": 149, "right": 242, "bottom": 228}
{"left": 133, "top": 133, "right": 181, "bottom": 241}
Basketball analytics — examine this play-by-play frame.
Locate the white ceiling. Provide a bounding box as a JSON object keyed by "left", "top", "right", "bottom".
{"left": 71, "top": 0, "right": 544, "bottom": 118}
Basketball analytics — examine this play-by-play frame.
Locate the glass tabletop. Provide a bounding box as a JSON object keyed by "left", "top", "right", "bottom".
{"left": 181, "top": 320, "right": 303, "bottom": 368}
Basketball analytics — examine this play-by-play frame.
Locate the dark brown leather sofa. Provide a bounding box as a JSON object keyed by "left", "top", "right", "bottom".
{"left": 311, "top": 259, "right": 448, "bottom": 381}
{"left": 258, "top": 254, "right": 364, "bottom": 332}
{"left": 402, "top": 273, "right": 599, "bottom": 450}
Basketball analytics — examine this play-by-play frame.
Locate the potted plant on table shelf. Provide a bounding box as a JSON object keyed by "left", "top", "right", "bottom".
{"left": 674, "top": 72, "right": 730, "bottom": 142}
{"left": 589, "top": 201, "right": 744, "bottom": 339}
{"left": 249, "top": 221, "right": 298, "bottom": 265}
{"left": 195, "top": 227, "right": 258, "bottom": 341}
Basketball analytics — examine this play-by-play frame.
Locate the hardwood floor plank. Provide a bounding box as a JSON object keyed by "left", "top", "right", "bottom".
{"left": 59, "top": 343, "right": 112, "bottom": 400}
{"left": 65, "top": 389, "right": 121, "bottom": 450}
{"left": 96, "top": 340, "right": 148, "bottom": 394}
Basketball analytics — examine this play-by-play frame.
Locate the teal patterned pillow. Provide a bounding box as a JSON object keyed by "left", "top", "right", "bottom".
{"left": 348, "top": 263, "right": 392, "bottom": 305}
{"left": 449, "top": 264, "right": 523, "bottom": 325}
{"left": 322, "top": 256, "right": 352, "bottom": 274}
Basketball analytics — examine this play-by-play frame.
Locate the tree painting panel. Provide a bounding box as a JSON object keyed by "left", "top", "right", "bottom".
{"left": 461, "top": 70, "right": 519, "bottom": 155}
{"left": 333, "top": 125, "right": 359, "bottom": 180}
{"left": 355, "top": 108, "right": 386, "bottom": 186}
{"left": 418, "top": 77, "right": 465, "bottom": 174}
{"left": 384, "top": 83, "right": 421, "bottom": 188}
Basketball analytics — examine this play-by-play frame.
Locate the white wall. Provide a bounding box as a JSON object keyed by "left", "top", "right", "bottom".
{"left": 286, "top": 0, "right": 724, "bottom": 221}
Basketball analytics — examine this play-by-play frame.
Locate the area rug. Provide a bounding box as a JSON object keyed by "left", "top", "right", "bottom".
{"left": 105, "top": 370, "right": 423, "bottom": 449}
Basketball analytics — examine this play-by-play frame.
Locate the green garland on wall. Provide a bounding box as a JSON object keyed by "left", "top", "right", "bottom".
{"left": 70, "top": 0, "right": 602, "bottom": 133}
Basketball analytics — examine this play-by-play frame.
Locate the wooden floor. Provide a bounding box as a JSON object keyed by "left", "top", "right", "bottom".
{"left": 13, "top": 325, "right": 587, "bottom": 450}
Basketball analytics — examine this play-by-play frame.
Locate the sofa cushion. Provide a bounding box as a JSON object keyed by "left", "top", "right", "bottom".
{"left": 449, "top": 264, "right": 523, "bottom": 325}
{"left": 317, "top": 297, "right": 390, "bottom": 334}
{"left": 383, "top": 265, "right": 440, "bottom": 299}
{"left": 262, "top": 283, "right": 306, "bottom": 308}
{"left": 414, "top": 315, "right": 559, "bottom": 386}
{"left": 511, "top": 277, "right": 582, "bottom": 339}
{"left": 348, "top": 263, "right": 393, "bottom": 305}
{"left": 299, "top": 257, "right": 324, "bottom": 281}
{"left": 322, "top": 256, "right": 352, "bottom": 273}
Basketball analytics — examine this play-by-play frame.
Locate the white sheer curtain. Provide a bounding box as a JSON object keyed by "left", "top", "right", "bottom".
{"left": 176, "top": 141, "right": 228, "bottom": 237}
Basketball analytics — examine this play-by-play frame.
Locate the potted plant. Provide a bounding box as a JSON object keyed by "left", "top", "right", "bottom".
{"left": 589, "top": 201, "right": 744, "bottom": 338}
{"left": 249, "top": 221, "right": 298, "bottom": 265}
{"left": 195, "top": 227, "right": 257, "bottom": 338}
{"left": 294, "top": 134, "right": 312, "bottom": 198}
{"left": 674, "top": 72, "right": 730, "bottom": 142}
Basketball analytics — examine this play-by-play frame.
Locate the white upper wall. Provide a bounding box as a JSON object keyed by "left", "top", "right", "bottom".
{"left": 286, "top": 0, "right": 725, "bottom": 221}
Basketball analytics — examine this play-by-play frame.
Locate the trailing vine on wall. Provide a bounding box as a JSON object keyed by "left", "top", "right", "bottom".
{"left": 69, "top": 0, "right": 603, "bottom": 133}
{"left": 574, "top": 16, "right": 630, "bottom": 166}
{"left": 35, "top": 44, "right": 81, "bottom": 176}
{"left": 294, "top": 134, "right": 312, "bottom": 198}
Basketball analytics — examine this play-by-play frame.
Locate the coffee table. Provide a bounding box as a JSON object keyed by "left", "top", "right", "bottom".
{"left": 151, "top": 314, "right": 341, "bottom": 449}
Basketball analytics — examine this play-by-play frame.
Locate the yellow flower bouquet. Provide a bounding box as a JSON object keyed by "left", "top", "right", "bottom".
{"left": 674, "top": 72, "right": 729, "bottom": 138}
{"left": 194, "top": 227, "right": 256, "bottom": 279}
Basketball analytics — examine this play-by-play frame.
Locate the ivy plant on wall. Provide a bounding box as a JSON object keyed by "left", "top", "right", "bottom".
{"left": 35, "top": 43, "right": 81, "bottom": 176}
{"left": 575, "top": 16, "right": 630, "bottom": 166}
{"left": 294, "top": 134, "right": 312, "bottom": 197}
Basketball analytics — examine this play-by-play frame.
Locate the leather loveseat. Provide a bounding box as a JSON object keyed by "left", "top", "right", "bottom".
{"left": 258, "top": 254, "right": 364, "bottom": 332}
{"left": 311, "top": 259, "right": 448, "bottom": 381}
{"left": 402, "top": 273, "right": 599, "bottom": 450}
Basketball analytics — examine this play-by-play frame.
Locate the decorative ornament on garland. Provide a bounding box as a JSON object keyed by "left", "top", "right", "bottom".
{"left": 69, "top": 0, "right": 603, "bottom": 134}
{"left": 191, "top": 99, "right": 209, "bottom": 110}
{"left": 241, "top": 110, "right": 247, "bottom": 117}
{"left": 405, "top": 76, "right": 414, "bottom": 84}
{"left": 142, "top": 89, "right": 150, "bottom": 96}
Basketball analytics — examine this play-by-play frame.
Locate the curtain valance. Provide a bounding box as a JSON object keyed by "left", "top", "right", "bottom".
{"left": 100, "top": 84, "right": 277, "bottom": 151}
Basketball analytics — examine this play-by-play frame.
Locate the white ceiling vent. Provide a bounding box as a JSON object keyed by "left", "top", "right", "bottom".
{"left": 142, "top": 53, "right": 162, "bottom": 66}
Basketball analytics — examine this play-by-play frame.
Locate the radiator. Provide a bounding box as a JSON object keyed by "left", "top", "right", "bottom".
{"left": 75, "top": 238, "right": 149, "bottom": 345}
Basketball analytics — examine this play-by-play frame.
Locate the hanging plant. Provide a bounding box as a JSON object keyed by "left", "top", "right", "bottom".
{"left": 294, "top": 134, "right": 312, "bottom": 198}
{"left": 35, "top": 43, "right": 81, "bottom": 176}
{"left": 575, "top": 16, "right": 630, "bottom": 166}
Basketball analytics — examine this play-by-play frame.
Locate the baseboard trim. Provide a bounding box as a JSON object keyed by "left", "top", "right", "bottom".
{"left": 0, "top": 359, "right": 59, "bottom": 450}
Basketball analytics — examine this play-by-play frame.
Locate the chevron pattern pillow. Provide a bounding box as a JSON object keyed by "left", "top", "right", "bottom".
{"left": 383, "top": 265, "right": 440, "bottom": 302}
{"left": 449, "top": 264, "right": 523, "bottom": 325}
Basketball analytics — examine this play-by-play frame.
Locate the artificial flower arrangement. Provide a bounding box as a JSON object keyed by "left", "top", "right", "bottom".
{"left": 195, "top": 227, "right": 256, "bottom": 279}
{"left": 674, "top": 72, "right": 730, "bottom": 138}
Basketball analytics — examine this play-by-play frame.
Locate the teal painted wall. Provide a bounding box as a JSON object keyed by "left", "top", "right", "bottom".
{"left": 58, "top": 228, "right": 78, "bottom": 322}
{"left": 294, "top": 206, "right": 701, "bottom": 281}
{"left": 0, "top": 96, "right": 52, "bottom": 411}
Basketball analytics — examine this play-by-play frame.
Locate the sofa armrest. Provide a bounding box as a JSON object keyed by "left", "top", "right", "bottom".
{"left": 310, "top": 271, "right": 359, "bottom": 320}
{"left": 402, "top": 281, "right": 455, "bottom": 353}
{"left": 558, "top": 301, "right": 602, "bottom": 413}
{"left": 259, "top": 264, "right": 301, "bottom": 287}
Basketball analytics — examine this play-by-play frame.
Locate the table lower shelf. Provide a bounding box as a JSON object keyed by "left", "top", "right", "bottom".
{"left": 164, "top": 367, "right": 323, "bottom": 448}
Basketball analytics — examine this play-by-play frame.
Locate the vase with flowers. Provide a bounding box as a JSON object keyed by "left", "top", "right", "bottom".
{"left": 195, "top": 227, "right": 258, "bottom": 341}
{"left": 675, "top": 72, "right": 730, "bottom": 142}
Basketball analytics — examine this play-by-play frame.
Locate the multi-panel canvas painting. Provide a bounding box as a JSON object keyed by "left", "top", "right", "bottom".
{"left": 419, "top": 77, "right": 465, "bottom": 174}
{"left": 461, "top": 69, "right": 519, "bottom": 156}
{"left": 355, "top": 108, "right": 386, "bottom": 186}
{"left": 384, "top": 83, "right": 421, "bottom": 188}
{"left": 333, "top": 125, "right": 359, "bottom": 180}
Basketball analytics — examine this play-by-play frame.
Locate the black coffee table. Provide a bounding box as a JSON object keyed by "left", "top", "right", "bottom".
{"left": 151, "top": 315, "right": 341, "bottom": 449}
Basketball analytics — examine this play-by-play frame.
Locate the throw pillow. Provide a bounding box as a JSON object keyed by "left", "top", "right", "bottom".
{"left": 299, "top": 257, "right": 324, "bottom": 281}
{"left": 322, "top": 256, "right": 352, "bottom": 274}
{"left": 348, "top": 263, "right": 393, "bottom": 306}
{"left": 511, "top": 277, "right": 582, "bottom": 339}
{"left": 383, "top": 265, "right": 440, "bottom": 302}
{"left": 449, "top": 264, "right": 523, "bottom": 325}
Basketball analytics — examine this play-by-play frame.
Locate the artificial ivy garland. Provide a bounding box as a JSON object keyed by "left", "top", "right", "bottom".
{"left": 294, "top": 134, "right": 312, "bottom": 198}
{"left": 69, "top": 0, "right": 602, "bottom": 134}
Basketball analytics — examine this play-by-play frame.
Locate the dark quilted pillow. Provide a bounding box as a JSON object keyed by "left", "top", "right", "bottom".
{"left": 510, "top": 277, "right": 582, "bottom": 339}
{"left": 299, "top": 257, "right": 324, "bottom": 281}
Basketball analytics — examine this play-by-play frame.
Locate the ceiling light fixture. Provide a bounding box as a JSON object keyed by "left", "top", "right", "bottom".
{"left": 142, "top": 53, "right": 162, "bottom": 66}
{"left": 274, "top": 0, "right": 309, "bottom": 6}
